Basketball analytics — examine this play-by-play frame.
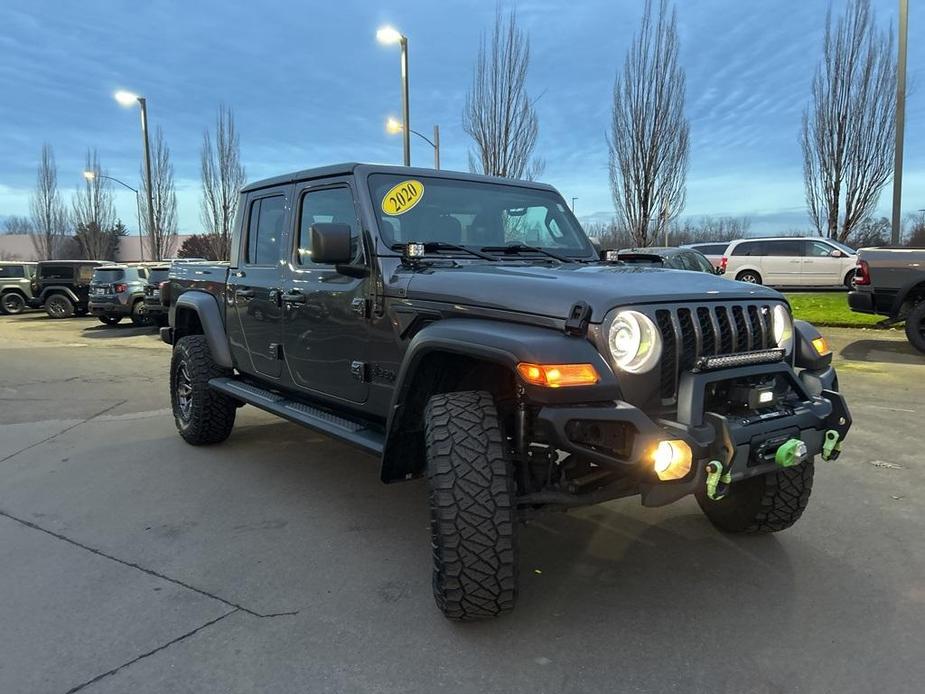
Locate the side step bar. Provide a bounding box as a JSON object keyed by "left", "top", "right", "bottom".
{"left": 209, "top": 377, "right": 385, "bottom": 456}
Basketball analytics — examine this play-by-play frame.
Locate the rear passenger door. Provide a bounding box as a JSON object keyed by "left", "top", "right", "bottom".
{"left": 762, "top": 240, "right": 804, "bottom": 286}
{"left": 228, "top": 188, "right": 290, "bottom": 379}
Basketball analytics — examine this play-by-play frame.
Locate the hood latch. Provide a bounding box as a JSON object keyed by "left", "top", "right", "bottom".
{"left": 564, "top": 301, "right": 592, "bottom": 337}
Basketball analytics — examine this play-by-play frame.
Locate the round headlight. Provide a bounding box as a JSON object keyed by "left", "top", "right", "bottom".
{"left": 771, "top": 304, "right": 793, "bottom": 352}
{"left": 608, "top": 310, "right": 662, "bottom": 373}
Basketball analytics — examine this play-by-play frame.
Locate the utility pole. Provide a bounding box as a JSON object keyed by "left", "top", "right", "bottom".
{"left": 891, "top": 0, "right": 908, "bottom": 245}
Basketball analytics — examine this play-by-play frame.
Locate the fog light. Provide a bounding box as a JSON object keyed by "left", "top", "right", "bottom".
{"left": 652, "top": 440, "right": 693, "bottom": 481}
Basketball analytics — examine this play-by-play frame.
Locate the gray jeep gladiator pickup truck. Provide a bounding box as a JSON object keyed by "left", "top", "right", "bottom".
{"left": 162, "top": 163, "right": 851, "bottom": 620}
{"left": 849, "top": 247, "right": 925, "bottom": 353}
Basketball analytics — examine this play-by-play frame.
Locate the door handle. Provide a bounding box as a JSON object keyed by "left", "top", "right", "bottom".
{"left": 235, "top": 289, "right": 255, "bottom": 299}
{"left": 281, "top": 291, "right": 306, "bottom": 304}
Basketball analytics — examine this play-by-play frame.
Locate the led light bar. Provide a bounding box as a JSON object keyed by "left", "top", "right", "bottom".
{"left": 695, "top": 347, "right": 786, "bottom": 371}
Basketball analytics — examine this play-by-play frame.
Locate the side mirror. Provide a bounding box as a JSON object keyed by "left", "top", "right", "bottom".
{"left": 830, "top": 249, "right": 844, "bottom": 258}
{"left": 310, "top": 223, "right": 353, "bottom": 265}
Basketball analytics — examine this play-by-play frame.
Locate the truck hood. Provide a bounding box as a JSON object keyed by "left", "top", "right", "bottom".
{"left": 404, "top": 262, "right": 783, "bottom": 322}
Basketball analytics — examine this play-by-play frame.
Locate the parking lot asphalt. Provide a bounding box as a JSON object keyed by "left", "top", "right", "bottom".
{"left": 1, "top": 312, "right": 922, "bottom": 694}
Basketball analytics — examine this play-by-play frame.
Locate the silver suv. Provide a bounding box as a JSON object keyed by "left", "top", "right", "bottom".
{"left": 0, "top": 262, "right": 37, "bottom": 315}
{"left": 88, "top": 265, "right": 151, "bottom": 326}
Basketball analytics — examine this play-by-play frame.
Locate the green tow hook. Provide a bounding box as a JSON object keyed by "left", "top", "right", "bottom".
{"left": 705, "top": 461, "right": 730, "bottom": 501}
{"left": 775, "top": 439, "right": 808, "bottom": 468}
{"left": 822, "top": 430, "right": 842, "bottom": 462}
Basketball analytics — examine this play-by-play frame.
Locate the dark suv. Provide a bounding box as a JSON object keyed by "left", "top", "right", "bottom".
{"left": 29, "top": 260, "right": 107, "bottom": 318}
{"left": 88, "top": 265, "right": 151, "bottom": 326}
{"left": 162, "top": 163, "right": 851, "bottom": 621}
{"left": 140, "top": 265, "right": 171, "bottom": 327}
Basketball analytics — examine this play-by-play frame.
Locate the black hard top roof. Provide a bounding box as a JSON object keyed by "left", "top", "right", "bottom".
{"left": 241, "top": 162, "right": 558, "bottom": 194}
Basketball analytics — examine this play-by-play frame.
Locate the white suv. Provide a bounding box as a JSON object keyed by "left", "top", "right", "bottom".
{"left": 722, "top": 237, "right": 857, "bottom": 287}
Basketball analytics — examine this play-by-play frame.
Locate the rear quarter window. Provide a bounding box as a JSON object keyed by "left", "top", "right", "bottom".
{"left": 731, "top": 241, "right": 764, "bottom": 257}
{"left": 39, "top": 265, "right": 75, "bottom": 280}
{"left": 0, "top": 265, "right": 26, "bottom": 278}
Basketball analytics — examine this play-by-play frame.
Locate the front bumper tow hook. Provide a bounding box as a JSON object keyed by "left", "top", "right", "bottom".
{"left": 705, "top": 461, "right": 731, "bottom": 501}
{"left": 822, "top": 430, "right": 842, "bottom": 462}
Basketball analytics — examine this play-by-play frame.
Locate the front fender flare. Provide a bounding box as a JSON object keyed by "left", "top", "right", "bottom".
{"left": 380, "top": 318, "right": 620, "bottom": 482}
{"left": 173, "top": 291, "right": 233, "bottom": 368}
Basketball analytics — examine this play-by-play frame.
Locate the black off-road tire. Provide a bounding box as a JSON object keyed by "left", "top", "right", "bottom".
{"left": 697, "top": 461, "right": 815, "bottom": 534}
{"left": 424, "top": 390, "right": 517, "bottom": 621}
{"left": 736, "top": 270, "right": 762, "bottom": 285}
{"left": 44, "top": 294, "right": 74, "bottom": 319}
{"left": 1, "top": 292, "right": 26, "bottom": 315}
{"left": 170, "top": 335, "right": 236, "bottom": 445}
{"left": 904, "top": 302, "right": 925, "bottom": 354}
{"left": 99, "top": 316, "right": 121, "bottom": 326}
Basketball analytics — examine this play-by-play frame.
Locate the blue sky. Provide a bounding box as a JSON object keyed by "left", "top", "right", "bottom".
{"left": 0, "top": 0, "right": 921, "bottom": 235}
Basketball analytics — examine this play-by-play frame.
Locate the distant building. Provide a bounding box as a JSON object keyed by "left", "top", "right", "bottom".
{"left": 0, "top": 234, "right": 194, "bottom": 262}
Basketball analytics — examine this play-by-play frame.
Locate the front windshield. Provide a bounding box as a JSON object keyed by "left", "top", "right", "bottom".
{"left": 368, "top": 174, "right": 594, "bottom": 257}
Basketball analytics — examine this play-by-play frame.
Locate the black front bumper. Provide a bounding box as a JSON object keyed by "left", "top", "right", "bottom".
{"left": 535, "top": 362, "right": 851, "bottom": 507}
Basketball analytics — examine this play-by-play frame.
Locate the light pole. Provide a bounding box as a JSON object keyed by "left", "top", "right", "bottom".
{"left": 571, "top": 197, "right": 579, "bottom": 213}
{"left": 386, "top": 117, "right": 440, "bottom": 169}
{"left": 377, "top": 26, "right": 410, "bottom": 166}
{"left": 891, "top": 0, "right": 908, "bottom": 245}
{"left": 114, "top": 90, "right": 156, "bottom": 259}
{"left": 83, "top": 170, "right": 144, "bottom": 261}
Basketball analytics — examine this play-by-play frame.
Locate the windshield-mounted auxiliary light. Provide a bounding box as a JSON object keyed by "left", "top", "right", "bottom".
{"left": 602, "top": 250, "right": 620, "bottom": 263}
{"left": 652, "top": 440, "right": 693, "bottom": 481}
{"left": 695, "top": 348, "right": 786, "bottom": 372}
{"left": 403, "top": 242, "right": 425, "bottom": 261}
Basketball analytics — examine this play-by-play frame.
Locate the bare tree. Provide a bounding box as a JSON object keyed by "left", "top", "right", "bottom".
{"left": 73, "top": 149, "right": 117, "bottom": 259}
{"left": 463, "top": 6, "right": 543, "bottom": 180}
{"left": 2, "top": 216, "right": 33, "bottom": 234}
{"left": 200, "top": 105, "right": 246, "bottom": 260}
{"left": 139, "top": 127, "right": 178, "bottom": 260}
{"left": 608, "top": 0, "right": 689, "bottom": 247}
{"left": 28, "top": 144, "right": 69, "bottom": 259}
{"left": 801, "top": 0, "right": 896, "bottom": 243}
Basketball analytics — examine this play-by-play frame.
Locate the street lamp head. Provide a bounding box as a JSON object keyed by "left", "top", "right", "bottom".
{"left": 385, "top": 117, "right": 403, "bottom": 134}
{"left": 376, "top": 25, "right": 404, "bottom": 45}
{"left": 114, "top": 90, "right": 140, "bottom": 107}
{"left": 82, "top": 170, "right": 96, "bottom": 181}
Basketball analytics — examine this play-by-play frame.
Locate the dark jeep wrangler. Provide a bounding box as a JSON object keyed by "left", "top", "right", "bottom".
{"left": 162, "top": 164, "right": 851, "bottom": 620}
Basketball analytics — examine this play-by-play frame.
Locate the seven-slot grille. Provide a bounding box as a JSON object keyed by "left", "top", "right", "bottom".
{"left": 653, "top": 302, "right": 777, "bottom": 403}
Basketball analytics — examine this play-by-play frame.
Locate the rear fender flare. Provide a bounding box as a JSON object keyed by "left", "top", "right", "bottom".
{"left": 39, "top": 286, "right": 79, "bottom": 304}
{"left": 173, "top": 291, "right": 233, "bottom": 368}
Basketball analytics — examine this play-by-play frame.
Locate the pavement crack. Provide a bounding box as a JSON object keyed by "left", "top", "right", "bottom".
{"left": 0, "top": 399, "right": 129, "bottom": 463}
{"left": 0, "top": 509, "right": 299, "bottom": 620}
{"left": 63, "top": 608, "right": 239, "bottom": 694}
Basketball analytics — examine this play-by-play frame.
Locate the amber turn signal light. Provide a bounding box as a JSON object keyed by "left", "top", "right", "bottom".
{"left": 811, "top": 336, "right": 831, "bottom": 356}
{"left": 516, "top": 362, "right": 600, "bottom": 388}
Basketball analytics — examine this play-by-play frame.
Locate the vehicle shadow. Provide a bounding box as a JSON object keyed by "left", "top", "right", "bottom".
{"left": 81, "top": 323, "right": 159, "bottom": 339}
{"left": 840, "top": 338, "right": 922, "bottom": 364}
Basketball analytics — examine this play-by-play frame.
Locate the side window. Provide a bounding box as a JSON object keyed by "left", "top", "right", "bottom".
{"left": 0, "top": 265, "right": 25, "bottom": 278}
{"left": 77, "top": 266, "right": 94, "bottom": 283}
{"left": 684, "top": 253, "right": 713, "bottom": 273}
{"left": 732, "top": 241, "right": 763, "bottom": 257}
{"left": 297, "top": 187, "right": 360, "bottom": 266}
{"left": 765, "top": 240, "right": 803, "bottom": 257}
{"left": 246, "top": 195, "right": 286, "bottom": 265}
{"left": 806, "top": 241, "right": 834, "bottom": 257}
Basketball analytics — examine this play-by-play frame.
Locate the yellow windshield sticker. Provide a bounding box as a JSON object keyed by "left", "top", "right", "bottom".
{"left": 381, "top": 179, "right": 424, "bottom": 216}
